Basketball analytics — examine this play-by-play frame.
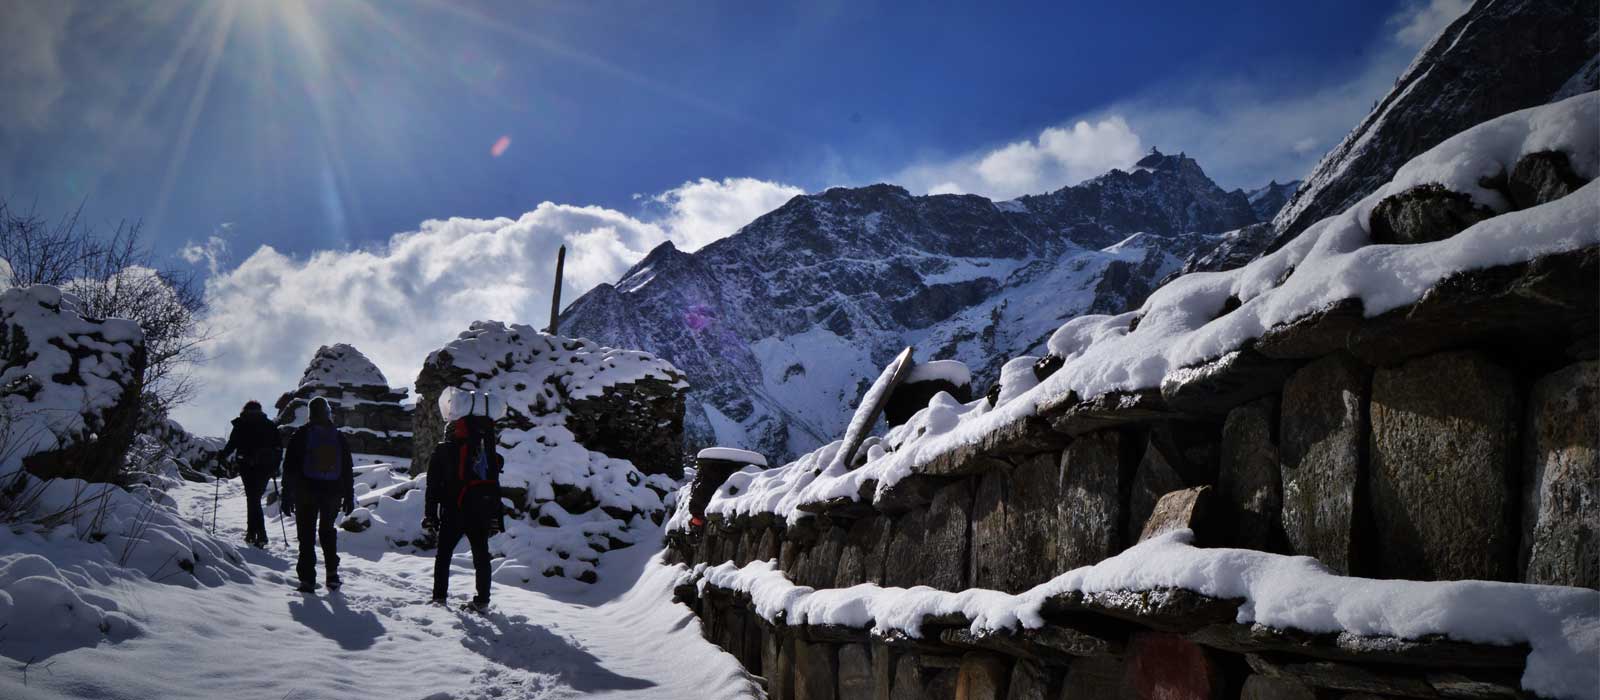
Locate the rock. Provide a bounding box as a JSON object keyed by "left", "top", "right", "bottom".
{"left": 1521, "top": 361, "right": 1599, "bottom": 588}
{"left": 564, "top": 373, "right": 688, "bottom": 479}
{"left": 836, "top": 516, "right": 891, "bottom": 588}
{"left": 1219, "top": 397, "right": 1284, "bottom": 551}
{"left": 955, "top": 653, "right": 1010, "bottom": 700}
{"left": 793, "top": 639, "right": 838, "bottom": 700}
{"left": 924, "top": 479, "right": 974, "bottom": 591}
{"left": 4, "top": 285, "right": 147, "bottom": 483}
{"left": 1058, "top": 431, "right": 1132, "bottom": 569}
{"left": 838, "top": 644, "right": 874, "bottom": 700}
{"left": 1508, "top": 150, "right": 1587, "bottom": 210}
{"left": 1059, "top": 655, "right": 1129, "bottom": 699}
{"left": 889, "top": 654, "right": 927, "bottom": 700}
{"left": 1345, "top": 249, "right": 1599, "bottom": 366}
{"left": 884, "top": 509, "right": 928, "bottom": 589}
{"left": 1369, "top": 351, "right": 1518, "bottom": 582}
{"left": 1126, "top": 439, "right": 1185, "bottom": 543}
{"left": 1280, "top": 353, "right": 1369, "bottom": 575}
{"left": 1189, "top": 623, "right": 1530, "bottom": 669}
{"left": 771, "top": 633, "right": 796, "bottom": 700}
{"left": 1241, "top": 676, "right": 1317, "bottom": 700}
{"left": 1138, "top": 486, "right": 1214, "bottom": 543}
{"left": 1045, "top": 587, "right": 1243, "bottom": 634}
{"left": 970, "top": 453, "right": 1062, "bottom": 593}
{"left": 887, "top": 361, "right": 973, "bottom": 428}
{"left": 1126, "top": 632, "right": 1222, "bottom": 700}
{"left": 797, "top": 526, "right": 847, "bottom": 589}
{"left": 1004, "top": 659, "right": 1053, "bottom": 700}
{"left": 1368, "top": 184, "right": 1496, "bottom": 245}
{"left": 1160, "top": 347, "right": 1297, "bottom": 415}
{"left": 1245, "top": 653, "right": 1526, "bottom": 699}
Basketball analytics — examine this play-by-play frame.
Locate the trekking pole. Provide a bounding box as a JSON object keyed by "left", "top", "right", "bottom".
{"left": 211, "top": 470, "right": 222, "bottom": 535}
{"left": 272, "top": 476, "right": 289, "bottom": 543}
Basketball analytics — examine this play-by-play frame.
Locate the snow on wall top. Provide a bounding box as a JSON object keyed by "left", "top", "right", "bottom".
{"left": 427, "top": 321, "right": 687, "bottom": 408}
{"left": 297, "top": 343, "right": 389, "bottom": 389}
{"left": 1, "top": 285, "right": 144, "bottom": 471}
{"left": 694, "top": 92, "right": 1600, "bottom": 526}
{"left": 692, "top": 529, "right": 1600, "bottom": 700}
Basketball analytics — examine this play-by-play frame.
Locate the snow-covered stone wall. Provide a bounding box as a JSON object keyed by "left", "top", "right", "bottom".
{"left": 380, "top": 321, "right": 688, "bottom": 583}
{"left": 665, "top": 95, "right": 1600, "bottom": 700}
{"left": 274, "top": 343, "right": 412, "bottom": 458}
{"left": 1, "top": 285, "right": 146, "bottom": 482}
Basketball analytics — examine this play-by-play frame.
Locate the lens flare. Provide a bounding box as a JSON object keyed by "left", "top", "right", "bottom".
{"left": 490, "top": 135, "right": 511, "bottom": 158}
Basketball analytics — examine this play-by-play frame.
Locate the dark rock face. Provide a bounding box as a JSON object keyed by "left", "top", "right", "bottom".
{"left": 1367, "top": 184, "right": 1496, "bottom": 245}
{"left": 1521, "top": 361, "right": 1599, "bottom": 588}
{"left": 954, "top": 653, "right": 1010, "bottom": 700}
{"left": 1280, "top": 353, "right": 1369, "bottom": 575}
{"left": 1508, "top": 150, "right": 1588, "bottom": 210}
{"left": 1058, "top": 431, "right": 1130, "bottom": 569}
{"left": 1369, "top": 351, "right": 1519, "bottom": 582}
{"left": 561, "top": 154, "right": 1269, "bottom": 463}
{"left": 1126, "top": 438, "right": 1185, "bottom": 541}
{"left": 1218, "top": 397, "right": 1284, "bottom": 552}
{"left": 793, "top": 638, "right": 838, "bottom": 700}
{"left": 1269, "top": 0, "right": 1599, "bottom": 249}
{"left": 970, "top": 453, "right": 1062, "bottom": 593}
{"left": 564, "top": 376, "right": 687, "bottom": 479}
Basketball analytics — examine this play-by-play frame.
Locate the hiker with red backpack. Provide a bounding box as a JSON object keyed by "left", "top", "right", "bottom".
{"left": 281, "top": 396, "right": 356, "bottom": 593}
{"left": 423, "top": 388, "right": 506, "bottom": 612}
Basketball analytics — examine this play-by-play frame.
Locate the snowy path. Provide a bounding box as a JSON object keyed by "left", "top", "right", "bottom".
{"left": 0, "top": 474, "right": 759, "bottom": 700}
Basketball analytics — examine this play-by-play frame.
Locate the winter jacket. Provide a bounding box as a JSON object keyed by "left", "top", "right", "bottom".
{"left": 220, "top": 408, "right": 280, "bottom": 461}
{"left": 281, "top": 420, "right": 355, "bottom": 506}
{"left": 424, "top": 437, "right": 505, "bottom": 527}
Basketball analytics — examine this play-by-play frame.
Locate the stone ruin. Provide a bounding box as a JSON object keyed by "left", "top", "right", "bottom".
{"left": 274, "top": 343, "right": 412, "bottom": 458}
{"left": 1, "top": 285, "right": 147, "bottom": 483}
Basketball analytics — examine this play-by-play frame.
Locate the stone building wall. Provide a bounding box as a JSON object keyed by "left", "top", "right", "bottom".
{"left": 666, "top": 248, "right": 1599, "bottom": 700}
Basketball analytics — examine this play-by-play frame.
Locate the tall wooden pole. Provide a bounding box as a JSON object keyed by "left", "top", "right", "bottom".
{"left": 548, "top": 244, "right": 566, "bottom": 335}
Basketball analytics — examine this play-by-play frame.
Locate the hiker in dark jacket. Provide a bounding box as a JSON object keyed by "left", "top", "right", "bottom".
{"left": 424, "top": 409, "right": 505, "bottom": 611}
{"left": 281, "top": 397, "right": 356, "bottom": 592}
{"left": 217, "top": 400, "right": 282, "bottom": 548}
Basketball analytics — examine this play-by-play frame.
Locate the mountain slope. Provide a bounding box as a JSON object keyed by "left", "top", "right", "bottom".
{"left": 560, "top": 156, "right": 1264, "bottom": 461}
{"left": 1269, "top": 0, "right": 1598, "bottom": 248}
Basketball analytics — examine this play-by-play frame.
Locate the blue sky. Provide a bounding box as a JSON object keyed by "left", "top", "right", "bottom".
{"left": 0, "top": 0, "right": 1468, "bottom": 434}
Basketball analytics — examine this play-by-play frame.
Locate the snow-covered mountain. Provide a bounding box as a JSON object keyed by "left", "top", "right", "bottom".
{"left": 1268, "top": 0, "right": 1598, "bottom": 249}
{"left": 560, "top": 153, "right": 1280, "bottom": 461}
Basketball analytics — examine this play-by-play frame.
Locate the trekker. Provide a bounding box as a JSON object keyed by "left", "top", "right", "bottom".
{"left": 217, "top": 400, "right": 282, "bottom": 548}
{"left": 281, "top": 397, "right": 355, "bottom": 593}
{"left": 424, "top": 391, "right": 505, "bottom": 612}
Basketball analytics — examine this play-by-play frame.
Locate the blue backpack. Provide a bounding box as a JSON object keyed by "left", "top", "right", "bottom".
{"left": 303, "top": 425, "right": 343, "bottom": 481}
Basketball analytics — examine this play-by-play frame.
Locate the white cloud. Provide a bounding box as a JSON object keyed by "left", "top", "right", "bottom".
{"left": 898, "top": 117, "right": 1144, "bottom": 200}
{"left": 892, "top": 1, "right": 1473, "bottom": 195}
{"left": 651, "top": 177, "right": 803, "bottom": 251}
{"left": 171, "top": 178, "right": 799, "bottom": 436}
{"left": 179, "top": 234, "right": 230, "bottom": 277}
{"left": 1392, "top": 0, "right": 1472, "bottom": 47}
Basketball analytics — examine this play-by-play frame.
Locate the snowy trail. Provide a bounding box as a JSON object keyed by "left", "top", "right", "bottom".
{"left": 0, "top": 472, "right": 759, "bottom": 700}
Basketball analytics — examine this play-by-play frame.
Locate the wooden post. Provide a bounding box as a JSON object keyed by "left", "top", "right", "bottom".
{"left": 548, "top": 244, "right": 566, "bottom": 335}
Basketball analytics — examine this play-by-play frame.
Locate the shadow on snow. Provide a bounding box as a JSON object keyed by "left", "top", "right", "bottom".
{"left": 458, "top": 611, "right": 655, "bottom": 693}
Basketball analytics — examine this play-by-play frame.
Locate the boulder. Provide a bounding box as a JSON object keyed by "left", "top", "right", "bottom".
{"left": 1218, "top": 397, "right": 1284, "bottom": 552}
{"left": 1126, "top": 439, "right": 1185, "bottom": 543}
{"left": 1508, "top": 150, "right": 1587, "bottom": 210}
{"left": 2, "top": 285, "right": 146, "bottom": 482}
{"left": 793, "top": 638, "right": 838, "bottom": 700}
{"left": 1368, "top": 184, "right": 1496, "bottom": 245}
{"left": 1280, "top": 353, "right": 1369, "bottom": 575}
{"left": 1369, "top": 351, "right": 1518, "bottom": 582}
{"left": 1521, "top": 360, "right": 1599, "bottom": 588}
{"left": 1138, "top": 486, "right": 1214, "bottom": 543}
{"left": 837, "top": 643, "right": 874, "bottom": 700}
{"left": 955, "top": 653, "right": 1010, "bottom": 700}
{"left": 1058, "top": 431, "right": 1131, "bottom": 569}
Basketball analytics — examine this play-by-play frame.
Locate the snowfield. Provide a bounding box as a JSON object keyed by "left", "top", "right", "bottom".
{"left": 0, "top": 466, "right": 758, "bottom": 700}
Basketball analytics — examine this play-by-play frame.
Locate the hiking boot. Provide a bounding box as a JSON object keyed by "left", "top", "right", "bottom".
{"left": 295, "top": 580, "right": 317, "bottom": 593}
{"left": 326, "top": 576, "right": 342, "bottom": 592}
{"left": 463, "top": 597, "right": 490, "bottom": 613}
{"left": 429, "top": 595, "right": 448, "bottom": 606}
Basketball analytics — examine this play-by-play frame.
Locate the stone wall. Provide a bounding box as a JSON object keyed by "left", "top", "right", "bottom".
{"left": 667, "top": 249, "right": 1599, "bottom": 699}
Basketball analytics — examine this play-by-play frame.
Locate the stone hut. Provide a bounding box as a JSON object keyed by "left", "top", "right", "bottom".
{"left": 274, "top": 344, "right": 412, "bottom": 458}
